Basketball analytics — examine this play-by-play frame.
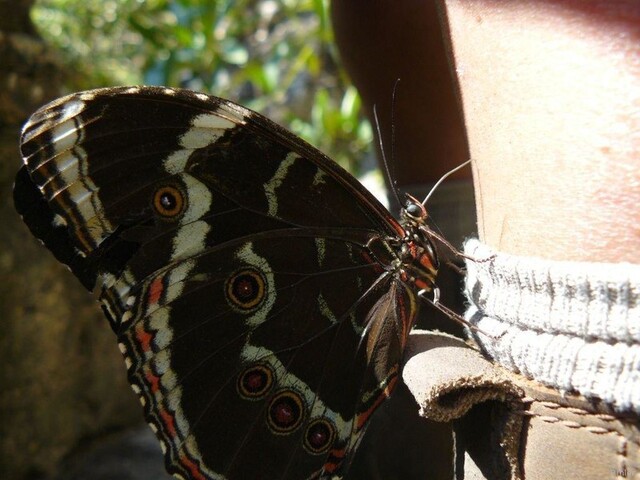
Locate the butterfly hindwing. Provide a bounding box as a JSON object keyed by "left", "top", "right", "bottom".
{"left": 15, "top": 87, "right": 424, "bottom": 479}
{"left": 120, "top": 233, "right": 401, "bottom": 479}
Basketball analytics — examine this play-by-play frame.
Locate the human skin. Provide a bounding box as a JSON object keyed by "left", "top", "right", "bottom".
{"left": 442, "top": 0, "right": 640, "bottom": 263}
{"left": 332, "top": 0, "right": 640, "bottom": 263}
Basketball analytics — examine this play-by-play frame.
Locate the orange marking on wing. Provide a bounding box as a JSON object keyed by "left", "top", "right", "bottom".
{"left": 402, "top": 289, "right": 419, "bottom": 348}
{"left": 149, "top": 276, "right": 164, "bottom": 304}
{"left": 159, "top": 406, "right": 177, "bottom": 438}
{"left": 180, "top": 454, "right": 208, "bottom": 480}
{"left": 145, "top": 368, "right": 161, "bottom": 394}
{"left": 136, "top": 325, "right": 154, "bottom": 353}
{"left": 356, "top": 372, "right": 399, "bottom": 430}
{"left": 396, "top": 290, "right": 409, "bottom": 343}
{"left": 360, "top": 250, "right": 385, "bottom": 274}
{"left": 392, "top": 223, "right": 405, "bottom": 237}
{"left": 323, "top": 446, "right": 347, "bottom": 473}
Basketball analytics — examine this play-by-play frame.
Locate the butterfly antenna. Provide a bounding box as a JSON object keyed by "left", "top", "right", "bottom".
{"left": 422, "top": 159, "right": 471, "bottom": 206}
{"left": 373, "top": 104, "right": 403, "bottom": 210}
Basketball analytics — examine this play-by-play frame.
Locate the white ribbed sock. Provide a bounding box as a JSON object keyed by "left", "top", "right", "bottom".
{"left": 464, "top": 238, "right": 640, "bottom": 413}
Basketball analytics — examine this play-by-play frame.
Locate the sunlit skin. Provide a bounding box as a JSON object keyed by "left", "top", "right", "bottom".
{"left": 332, "top": 0, "right": 640, "bottom": 263}
{"left": 444, "top": 0, "right": 640, "bottom": 263}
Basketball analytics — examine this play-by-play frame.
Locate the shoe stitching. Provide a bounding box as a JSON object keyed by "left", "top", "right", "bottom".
{"left": 517, "top": 398, "right": 638, "bottom": 479}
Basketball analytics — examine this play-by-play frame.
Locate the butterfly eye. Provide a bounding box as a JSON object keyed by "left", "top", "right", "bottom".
{"left": 267, "top": 390, "right": 305, "bottom": 434}
{"left": 153, "top": 185, "right": 185, "bottom": 218}
{"left": 238, "top": 364, "right": 274, "bottom": 400}
{"left": 304, "top": 418, "right": 336, "bottom": 454}
{"left": 404, "top": 202, "right": 425, "bottom": 219}
{"left": 225, "top": 269, "right": 266, "bottom": 311}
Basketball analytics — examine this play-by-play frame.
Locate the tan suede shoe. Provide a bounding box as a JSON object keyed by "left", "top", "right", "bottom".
{"left": 404, "top": 331, "right": 640, "bottom": 480}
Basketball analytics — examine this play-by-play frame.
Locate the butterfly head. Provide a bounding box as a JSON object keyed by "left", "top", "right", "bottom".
{"left": 401, "top": 193, "right": 428, "bottom": 226}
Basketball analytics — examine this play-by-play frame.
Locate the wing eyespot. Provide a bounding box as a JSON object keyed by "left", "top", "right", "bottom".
{"left": 267, "top": 390, "right": 305, "bottom": 434}
{"left": 153, "top": 185, "right": 186, "bottom": 218}
{"left": 237, "top": 364, "right": 275, "bottom": 400}
{"left": 225, "top": 268, "right": 266, "bottom": 311}
{"left": 304, "top": 418, "right": 336, "bottom": 454}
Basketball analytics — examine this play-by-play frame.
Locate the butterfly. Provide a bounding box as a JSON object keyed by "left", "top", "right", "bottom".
{"left": 14, "top": 86, "right": 443, "bottom": 479}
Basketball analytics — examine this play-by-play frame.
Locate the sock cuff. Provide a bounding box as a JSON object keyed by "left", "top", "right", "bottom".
{"left": 464, "top": 238, "right": 640, "bottom": 413}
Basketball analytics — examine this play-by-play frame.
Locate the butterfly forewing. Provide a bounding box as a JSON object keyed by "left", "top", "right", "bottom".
{"left": 15, "top": 87, "right": 433, "bottom": 479}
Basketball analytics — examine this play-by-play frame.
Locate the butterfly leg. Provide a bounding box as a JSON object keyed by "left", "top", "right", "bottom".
{"left": 444, "top": 259, "right": 465, "bottom": 276}
{"left": 417, "top": 288, "right": 497, "bottom": 339}
{"left": 424, "top": 228, "right": 496, "bottom": 265}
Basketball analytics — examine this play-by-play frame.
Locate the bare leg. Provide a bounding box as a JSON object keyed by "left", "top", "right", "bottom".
{"left": 441, "top": 0, "right": 640, "bottom": 263}
{"left": 440, "top": 4, "right": 640, "bottom": 477}
{"left": 333, "top": 2, "right": 640, "bottom": 477}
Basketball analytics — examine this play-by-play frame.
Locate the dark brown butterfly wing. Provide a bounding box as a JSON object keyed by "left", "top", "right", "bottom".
{"left": 14, "top": 87, "right": 421, "bottom": 479}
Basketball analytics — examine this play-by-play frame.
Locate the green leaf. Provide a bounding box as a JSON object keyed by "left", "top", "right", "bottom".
{"left": 32, "top": 0, "right": 373, "bottom": 175}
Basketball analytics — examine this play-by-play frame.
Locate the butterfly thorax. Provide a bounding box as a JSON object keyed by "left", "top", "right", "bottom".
{"left": 365, "top": 195, "right": 438, "bottom": 297}
{"left": 398, "top": 195, "right": 439, "bottom": 293}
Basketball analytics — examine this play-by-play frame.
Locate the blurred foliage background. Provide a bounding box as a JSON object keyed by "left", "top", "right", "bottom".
{"left": 30, "top": 0, "right": 376, "bottom": 176}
